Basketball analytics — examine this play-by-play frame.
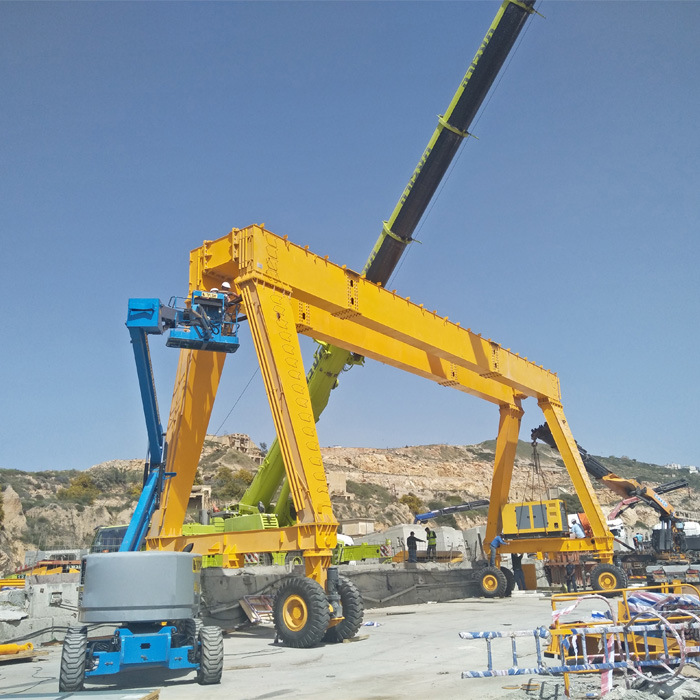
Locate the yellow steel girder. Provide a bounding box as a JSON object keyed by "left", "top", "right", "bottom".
{"left": 195, "top": 226, "right": 561, "bottom": 401}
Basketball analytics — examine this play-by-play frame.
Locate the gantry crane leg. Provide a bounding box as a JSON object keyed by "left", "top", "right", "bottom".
{"left": 485, "top": 402, "right": 524, "bottom": 553}
{"left": 239, "top": 278, "right": 336, "bottom": 589}
{"left": 538, "top": 399, "right": 613, "bottom": 560}
{"left": 148, "top": 348, "right": 226, "bottom": 539}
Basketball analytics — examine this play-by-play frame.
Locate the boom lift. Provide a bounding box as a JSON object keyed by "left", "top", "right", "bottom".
{"left": 236, "top": 0, "right": 539, "bottom": 527}
{"left": 57, "top": 294, "right": 236, "bottom": 691}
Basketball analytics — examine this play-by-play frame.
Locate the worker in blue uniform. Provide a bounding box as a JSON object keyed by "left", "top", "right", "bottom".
{"left": 489, "top": 533, "right": 509, "bottom": 567}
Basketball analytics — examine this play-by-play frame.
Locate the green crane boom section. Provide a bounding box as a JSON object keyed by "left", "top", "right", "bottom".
{"left": 240, "top": 0, "right": 536, "bottom": 520}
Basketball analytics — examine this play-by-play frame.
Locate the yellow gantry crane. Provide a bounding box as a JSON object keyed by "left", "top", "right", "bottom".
{"left": 144, "top": 224, "right": 619, "bottom": 643}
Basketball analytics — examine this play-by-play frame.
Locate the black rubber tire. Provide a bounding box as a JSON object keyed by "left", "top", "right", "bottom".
{"left": 59, "top": 627, "right": 88, "bottom": 692}
{"left": 182, "top": 617, "right": 203, "bottom": 641}
{"left": 273, "top": 576, "right": 330, "bottom": 648}
{"left": 259, "top": 552, "right": 273, "bottom": 565}
{"left": 196, "top": 625, "right": 224, "bottom": 685}
{"left": 479, "top": 566, "right": 508, "bottom": 598}
{"left": 323, "top": 576, "right": 364, "bottom": 643}
{"left": 181, "top": 618, "right": 203, "bottom": 663}
{"left": 591, "top": 563, "right": 628, "bottom": 594}
{"left": 500, "top": 566, "right": 515, "bottom": 597}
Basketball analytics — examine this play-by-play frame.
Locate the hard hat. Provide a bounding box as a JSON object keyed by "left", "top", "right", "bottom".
{"left": 221, "top": 281, "right": 231, "bottom": 290}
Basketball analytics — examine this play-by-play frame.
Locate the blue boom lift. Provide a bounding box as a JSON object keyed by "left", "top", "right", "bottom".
{"left": 58, "top": 291, "right": 238, "bottom": 692}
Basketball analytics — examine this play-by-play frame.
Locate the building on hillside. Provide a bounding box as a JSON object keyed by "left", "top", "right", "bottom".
{"left": 225, "top": 433, "right": 264, "bottom": 465}
{"left": 327, "top": 472, "right": 347, "bottom": 495}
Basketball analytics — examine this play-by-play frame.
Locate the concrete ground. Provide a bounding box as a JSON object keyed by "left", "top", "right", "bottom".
{"left": 1, "top": 592, "right": 698, "bottom": 700}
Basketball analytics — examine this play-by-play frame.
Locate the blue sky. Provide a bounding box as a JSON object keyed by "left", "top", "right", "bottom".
{"left": 2, "top": 1, "right": 699, "bottom": 472}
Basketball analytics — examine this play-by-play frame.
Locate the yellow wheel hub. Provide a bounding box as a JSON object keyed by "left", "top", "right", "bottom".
{"left": 597, "top": 572, "right": 617, "bottom": 590}
{"left": 483, "top": 574, "right": 499, "bottom": 592}
{"left": 282, "top": 594, "right": 308, "bottom": 632}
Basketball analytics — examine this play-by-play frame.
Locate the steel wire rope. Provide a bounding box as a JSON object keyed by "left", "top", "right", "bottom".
{"left": 389, "top": 0, "right": 542, "bottom": 288}
{"left": 214, "top": 367, "right": 260, "bottom": 436}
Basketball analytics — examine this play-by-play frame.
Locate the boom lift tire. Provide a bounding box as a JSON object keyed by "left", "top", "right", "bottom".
{"left": 58, "top": 626, "right": 88, "bottom": 692}
{"left": 478, "top": 567, "right": 508, "bottom": 598}
{"left": 181, "top": 618, "right": 203, "bottom": 662}
{"left": 323, "top": 576, "right": 364, "bottom": 643}
{"left": 196, "top": 626, "right": 224, "bottom": 685}
{"left": 500, "top": 566, "right": 515, "bottom": 597}
{"left": 273, "top": 576, "right": 331, "bottom": 648}
{"left": 590, "top": 563, "right": 627, "bottom": 594}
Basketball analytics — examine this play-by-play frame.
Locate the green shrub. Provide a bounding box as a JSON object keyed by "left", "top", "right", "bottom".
{"left": 211, "top": 466, "right": 256, "bottom": 501}
{"left": 57, "top": 473, "right": 100, "bottom": 505}
{"left": 559, "top": 491, "right": 583, "bottom": 515}
{"left": 398, "top": 492, "right": 424, "bottom": 514}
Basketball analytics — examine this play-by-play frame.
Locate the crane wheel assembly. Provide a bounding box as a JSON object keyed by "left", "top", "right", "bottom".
{"left": 322, "top": 576, "right": 364, "bottom": 643}
{"left": 478, "top": 567, "right": 508, "bottom": 598}
{"left": 273, "top": 577, "right": 331, "bottom": 648}
{"left": 196, "top": 626, "right": 224, "bottom": 685}
{"left": 58, "top": 627, "right": 88, "bottom": 693}
{"left": 590, "top": 563, "right": 628, "bottom": 594}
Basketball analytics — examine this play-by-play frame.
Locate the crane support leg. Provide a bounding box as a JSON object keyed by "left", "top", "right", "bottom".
{"left": 239, "top": 278, "right": 337, "bottom": 588}
{"left": 538, "top": 399, "right": 613, "bottom": 560}
{"left": 485, "top": 403, "right": 523, "bottom": 553}
{"left": 148, "top": 348, "right": 226, "bottom": 539}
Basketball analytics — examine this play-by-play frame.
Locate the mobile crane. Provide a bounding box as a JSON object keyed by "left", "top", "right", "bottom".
{"left": 234, "top": 0, "right": 540, "bottom": 528}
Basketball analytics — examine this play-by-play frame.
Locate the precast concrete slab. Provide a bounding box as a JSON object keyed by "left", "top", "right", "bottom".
{"left": 201, "top": 562, "right": 480, "bottom": 628}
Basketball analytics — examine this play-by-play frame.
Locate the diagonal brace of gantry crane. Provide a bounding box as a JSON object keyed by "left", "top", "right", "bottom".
{"left": 145, "top": 225, "right": 614, "bottom": 587}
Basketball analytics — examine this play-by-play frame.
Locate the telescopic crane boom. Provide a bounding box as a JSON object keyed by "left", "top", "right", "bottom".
{"left": 531, "top": 423, "right": 680, "bottom": 521}
{"left": 239, "top": 0, "right": 537, "bottom": 522}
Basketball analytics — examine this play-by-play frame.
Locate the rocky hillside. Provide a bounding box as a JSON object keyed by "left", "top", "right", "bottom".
{"left": 1, "top": 435, "right": 697, "bottom": 575}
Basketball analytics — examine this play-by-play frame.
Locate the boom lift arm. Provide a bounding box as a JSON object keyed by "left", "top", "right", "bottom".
{"left": 239, "top": 0, "right": 538, "bottom": 523}
{"left": 121, "top": 294, "right": 240, "bottom": 552}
